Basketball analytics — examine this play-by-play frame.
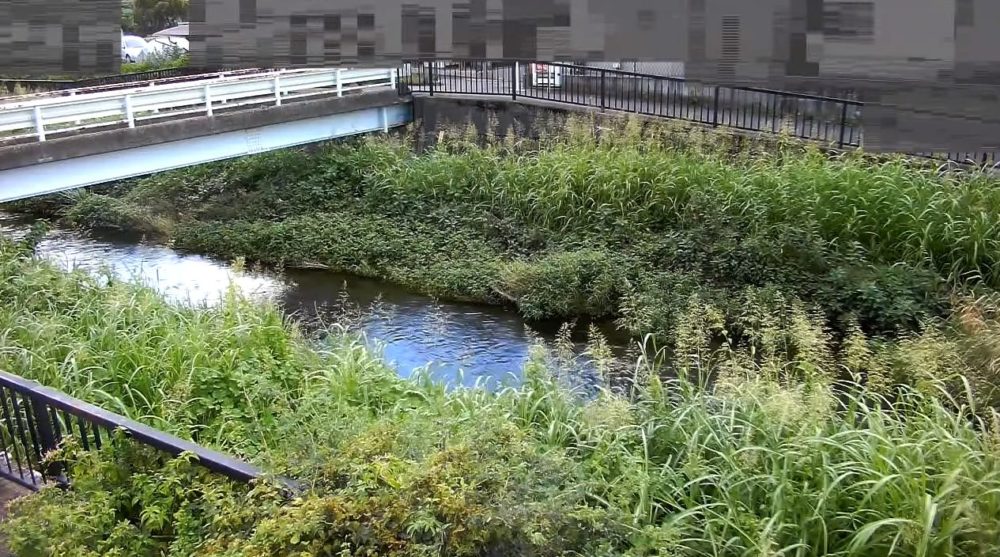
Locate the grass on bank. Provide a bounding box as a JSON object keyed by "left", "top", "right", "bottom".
{"left": 1, "top": 228, "right": 1000, "bottom": 555}
{"left": 14, "top": 114, "right": 1000, "bottom": 344}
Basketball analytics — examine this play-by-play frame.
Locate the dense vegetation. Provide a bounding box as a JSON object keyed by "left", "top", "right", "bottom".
{"left": 3, "top": 116, "right": 1000, "bottom": 555}
{"left": 22, "top": 116, "right": 1000, "bottom": 342}
{"left": 1, "top": 231, "right": 999, "bottom": 556}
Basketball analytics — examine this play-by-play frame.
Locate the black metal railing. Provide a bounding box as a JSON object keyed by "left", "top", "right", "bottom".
{"left": 0, "top": 370, "right": 265, "bottom": 491}
{"left": 397, "top": 59, "right": 996, "bottom": 165}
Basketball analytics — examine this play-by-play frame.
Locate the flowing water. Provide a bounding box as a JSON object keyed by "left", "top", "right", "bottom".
{"left": 0, "top": 211, "right": 631, "bottom": 389}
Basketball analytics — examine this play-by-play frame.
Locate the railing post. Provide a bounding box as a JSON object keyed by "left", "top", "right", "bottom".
{"left": 32, "top": 106, "right": 45, "bottom": 141}
{"left": 274, "top": 74, "right": 282, "bottom": 106}
{"left": 600, "top": 69, "right": 606, "bottom": 111}
{"left": 204, "top": 84, "right": 213, "bottom": 116}
{"left": 428, "top": 62, "right": 435, "bottom": 96}
{"left": 838, "top": 102, "right": 848, "bottom": 147}
{"left": 514, "top": 61, "right": 521, "bottom": 99}
{"left": 28, "top": 396, "right": 64, "bottom": 483}
{"left": 336, "top": 68, "right": 343, "bottom": 97}
{"left": 712, "top": 86, "right": 720, "bottom": 127}
{"left": 123, "top": 94, "right": 135, "bottom": 128}
{"left": 389, "top": 68, "right": 396, "bottom": 92}
{"left": 512, "top": 62, "right": 518, "bottom": 100}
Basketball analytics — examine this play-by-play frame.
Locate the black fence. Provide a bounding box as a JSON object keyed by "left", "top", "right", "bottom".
{"left": 0, "top": 370, "right": 265, "bottom": 491}
{"left": 397, "top": 59, "right": 997, "bottom": 165}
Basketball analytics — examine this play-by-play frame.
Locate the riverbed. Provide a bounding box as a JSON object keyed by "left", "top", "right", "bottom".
{"left": 0, "top": 211, "right": 629, "bottom": 388}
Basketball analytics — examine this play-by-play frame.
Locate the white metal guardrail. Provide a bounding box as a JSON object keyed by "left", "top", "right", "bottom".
{"left": 0, "top": 67, "right": 397, "bottom": 142}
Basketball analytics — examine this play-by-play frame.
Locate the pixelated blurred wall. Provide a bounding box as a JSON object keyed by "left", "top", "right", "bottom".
{"left": 0, "top": 0, "right": 120, "bottom": 77}
{"left": 188, "top": 0, "right": 694, "bottom": 69}
{"left": 188, "top": 1, "right": 1000, "bottom": 84}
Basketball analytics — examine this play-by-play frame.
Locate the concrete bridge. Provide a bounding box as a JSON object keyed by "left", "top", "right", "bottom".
{"left": 0, "top": 68, "right": 412, "bottom": 203}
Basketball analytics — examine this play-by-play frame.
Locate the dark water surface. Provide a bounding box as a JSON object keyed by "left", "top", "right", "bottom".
{"left": 0, "top": 211, "right": 629, "bottom": 388}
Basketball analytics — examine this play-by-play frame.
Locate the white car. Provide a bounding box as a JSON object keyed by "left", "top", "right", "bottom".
{"left": 121, "top": 34, "right": 148, "bottom": 63}
{"left": 141, "top": 36, "right": 189, "bottom": 60}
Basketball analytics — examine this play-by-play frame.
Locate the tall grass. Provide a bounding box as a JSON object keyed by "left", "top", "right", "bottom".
{"left": 2, "top": 233, "right": 1000, "bottom": 555}
{"left": 364, "top": 122, "right": 1000, "bottom": 287}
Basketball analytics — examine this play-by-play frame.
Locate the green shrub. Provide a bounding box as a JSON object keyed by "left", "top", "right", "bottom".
{"left": 499, "top": 250, "right": 625, "bottom": 320}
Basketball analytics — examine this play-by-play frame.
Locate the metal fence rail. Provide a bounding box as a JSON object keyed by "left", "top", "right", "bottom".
{"left": 0, "top": 371, "right": 263, "bottom": 491}
{"left": 0, "top": 67, "right": 397, "bottom": 143}
{"left": 398, "top": 58, "right": 994, "bottom": 165}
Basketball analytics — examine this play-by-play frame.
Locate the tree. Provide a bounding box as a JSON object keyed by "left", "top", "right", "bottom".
{"left": 123, "top": 0, "right": 189, "bottom": 36}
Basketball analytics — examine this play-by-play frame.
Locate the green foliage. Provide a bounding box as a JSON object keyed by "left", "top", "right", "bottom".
{"left": 121, "top": 52, "right": 189, "bottom": 74}
{"left": 1, "top": 236, "right": 1000, "bottom": 555}
{"left": 33, "top": 120, "right": 995, "bottom": 341}
{"left": 499, "top": 249, "right": 625, "bottom": 320}
{"left": 123, "top": 0, "right": 188, "bottom": 36}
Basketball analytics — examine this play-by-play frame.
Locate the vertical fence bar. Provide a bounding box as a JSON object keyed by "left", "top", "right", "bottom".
{"left": 514, "top": 61, "right": 521, "bottom": 99}
{"left": 336, "top": 68, "right": 343, "bottom": 97}
{"left": 16, "top": 394, "right": 42, "bottom": 484}
{"left": 600, "top": 69, "right": 606, "bottom": 111}
{"left": 389, "top": 68, "right": 396, "bottom": 93}
{"left": 29, "top": 397, "right": 57, "bottom": 480}
{"left": 428, "top": 62, "right": 435, "bottom": 96}
{"left": 712, "top": 86, "right": 720, "bottom": 127}
{"left": 838, "top": 102, "right": 848, "bottom": 147}
{"left": 76, "top": 416, "right": 90, "bottom": 451}
{"left": 0, "top": 388, "right": 27, "bottom": 482}
{"left": 274, "top": 74, "right": 282, "bottom": 106}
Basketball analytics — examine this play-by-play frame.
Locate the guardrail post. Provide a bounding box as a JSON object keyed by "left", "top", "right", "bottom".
{"left": 274, "top": 74, "right": 282, "bottom": 106}
{"left": 336, "top": 69, "right": 343, "bottom": 97}
{"left": 32, "top": 106, "right": 45, "bottom": 141}
{"left": 204, "top": 84, "right": 213, "bottom": 116}
{"left": 838, "top": 102, "right": 848, "bottom": 147}
{"left": 712, "top": 86, "right": 720, "bottom": 127}
{"left": 428, "top": 62, "right": 435, "bottom": 96}
{"left": 70, "top": 91, "right": 81, "bottom": 125}
{"left": 600, "top": 69, "right": 606, "bottom": 111}
{"left": 123, "top": 94, "right": 135, "bottom": 128}
{"left": 389, "top": 68, "right": 396, "bottom": 92}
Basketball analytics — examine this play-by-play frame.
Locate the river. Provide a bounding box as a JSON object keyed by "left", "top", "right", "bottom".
{"left": 0, "top": 211, "right": 631, "bottom": 389}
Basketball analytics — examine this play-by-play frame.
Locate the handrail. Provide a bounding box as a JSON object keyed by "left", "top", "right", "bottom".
{"left": 397, "top": 58, "right": 996, "bottom": 165}
{"left": 0, "top": 370, "right": 283, "bottom": 491}
{"left": 0, "top": 67, "right": 398, "bottom": 142}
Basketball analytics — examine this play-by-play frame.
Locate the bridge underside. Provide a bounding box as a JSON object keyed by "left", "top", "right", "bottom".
{"left": 0, "top": 93, "right": 411, "bottom": 203}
